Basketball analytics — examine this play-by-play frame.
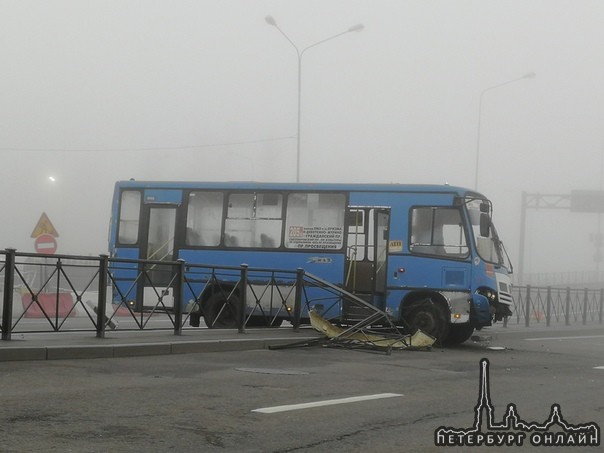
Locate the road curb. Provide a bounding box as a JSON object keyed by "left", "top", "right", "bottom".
{"left": 0, "top": 336, "right": 319, "bottom": 362}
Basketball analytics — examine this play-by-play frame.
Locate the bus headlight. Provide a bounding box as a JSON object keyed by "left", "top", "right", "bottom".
{"left": 477, "top": 288, "right": 497, "bottom": 304}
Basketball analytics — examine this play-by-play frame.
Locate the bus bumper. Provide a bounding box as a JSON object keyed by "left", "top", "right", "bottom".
{"left": 470, "top": 294, "right": 491, "bottom": 326}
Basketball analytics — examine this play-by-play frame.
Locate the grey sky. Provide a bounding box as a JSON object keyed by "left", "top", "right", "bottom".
{"left": 1, "top": 1, "right": 603, "bottom": 277}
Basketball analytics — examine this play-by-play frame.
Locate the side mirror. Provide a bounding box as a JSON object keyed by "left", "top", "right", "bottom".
{"left": 480, "top": 213, "right": 490, "bottom": 237}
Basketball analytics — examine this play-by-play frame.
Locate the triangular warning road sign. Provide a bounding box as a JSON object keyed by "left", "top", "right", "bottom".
{"left": 31, "top": 212, "right": 59, "bottom": 238}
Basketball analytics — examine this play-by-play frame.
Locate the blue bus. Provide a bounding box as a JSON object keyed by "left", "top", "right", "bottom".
{"left": 108, "top": 180, "right": 513, "bottom": 344}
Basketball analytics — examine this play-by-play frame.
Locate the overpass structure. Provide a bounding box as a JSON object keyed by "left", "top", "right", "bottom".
{"left": 518, "top": 190, "right": 604, "bottom": 285}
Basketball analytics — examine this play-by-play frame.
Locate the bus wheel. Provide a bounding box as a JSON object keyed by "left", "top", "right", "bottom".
{"left": 246, "top": 317, "right": 283, "bottom": 327}
{"left": 444, "top": 324, "right": 474, "bottom": 345}
{"left": 404, "top": 300, "right": 449, "bottom": 344}
{"left": 204, "top": 292, "right": 240, "bottom": 329}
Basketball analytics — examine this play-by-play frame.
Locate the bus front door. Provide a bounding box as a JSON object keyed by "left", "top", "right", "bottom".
{"left": 344, "top": 207, "right": 390, "bottom": 320}
{"left": 137, "top": 205, "right": 179, "bottom": 311}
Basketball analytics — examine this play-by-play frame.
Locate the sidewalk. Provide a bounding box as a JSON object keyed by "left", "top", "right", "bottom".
{"left": 0, "top": 327, "right": 323, "bottom": 362}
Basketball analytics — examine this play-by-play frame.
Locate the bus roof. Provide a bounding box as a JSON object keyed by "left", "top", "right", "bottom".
{"left": 115, "top": 180, "right": 485, "bottom": 198}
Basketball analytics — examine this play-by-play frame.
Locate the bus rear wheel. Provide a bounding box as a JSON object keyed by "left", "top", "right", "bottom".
{"left": 246, "top": 316, "right": 283, "bottom": 327}
{"left": 204, "top": 292, "right": 240, "bottom": 329}
{"left": 404, "top": 300, "right": 449, "bottom": 344}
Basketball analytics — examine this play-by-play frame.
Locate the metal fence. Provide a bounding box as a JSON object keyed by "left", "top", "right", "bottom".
{"left": 0, "top": 249, "right": 388, "bottom": 341}
{"left": 506, "top": 285, "right": 604, "bottom": 327}
{"left": 2, "top": 248, "right": 603, "bottom": 340}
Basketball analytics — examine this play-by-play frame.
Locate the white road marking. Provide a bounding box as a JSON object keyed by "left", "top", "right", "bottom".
{"left": 525, "top": 335, "right": 604, "bottom": 341}
{"left": 594, "top": 366, "right": 604, "bottom": 370}
{"left": 251, "top": 393, "right": 402, "bottom": 414}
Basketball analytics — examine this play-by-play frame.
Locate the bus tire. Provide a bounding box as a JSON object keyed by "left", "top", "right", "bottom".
{"left": 445, "top": 324, "right": 474, "bottom": 345}
{"left": 246, "top": 317, "right": 283, "bottom": 327}
{"left": 203, "top": 292, "right": 241, "bottom": 329}
{"left": 404, "top": 299, "right": 449, "bottom": 345}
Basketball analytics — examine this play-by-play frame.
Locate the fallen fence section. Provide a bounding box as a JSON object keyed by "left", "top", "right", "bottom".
{"left": 268, "top": 275, "right": 435, "bottom": 353}
{"left": 305, "top": 309, "right": 434, "bottom": 352}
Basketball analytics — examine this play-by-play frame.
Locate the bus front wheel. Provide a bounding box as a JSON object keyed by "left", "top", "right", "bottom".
{"left": 203, "top": 292, "right": 241, "bottom": 329}
{"left": 404, "top": 300, "right": 449, "bottom": 344}
{"left": 445, "top": 324, "right": 474, "bottom": 345}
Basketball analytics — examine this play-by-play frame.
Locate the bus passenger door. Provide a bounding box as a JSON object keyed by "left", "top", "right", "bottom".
{"left": 137, "top": 204, "right": 179, "bottom": 310}
{"left": 374, "top": 209, "right": 389, "bottom": 295}
{"left": 344, "top": 207, "right": 390, "bottom": 317}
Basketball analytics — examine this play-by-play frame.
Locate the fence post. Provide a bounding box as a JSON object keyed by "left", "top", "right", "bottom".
{"left": 55, "top": 258, "right": 62, "bottom": 328}
{"left": 1, "top": 248, "right": 16, "bottom": 341}
{"left": 293, "top": 268, "right": 305, "bottom": 332}
{"left": 565, "top": 287, "right": 571, "bottom": 326}
{"left": 96, "top": 255, "right": 108, "bottom": 338}
{"left": 173, "top": 259, "right": 185, "bottom": 336}
{"left": 582, "top": 288, "right": 588, "bottom": 325}
{"left": 238, "top": 264, "right": 248, "bottom": 334}
{"left": 546, "top": 286, "right": 552, "bottom": 327}
{"left": 598, "top": 289, "right": 604, "bottom": 324}
{"left": 524, "top": 285, "right": 531, "bottom": 327}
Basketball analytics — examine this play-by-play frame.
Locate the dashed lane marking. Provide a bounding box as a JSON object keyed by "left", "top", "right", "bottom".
{"left": 525, "top": 334, "right": 604, "bottom": 341}
{"left": 251, "top": 393, "right": 403, "bottom": 414}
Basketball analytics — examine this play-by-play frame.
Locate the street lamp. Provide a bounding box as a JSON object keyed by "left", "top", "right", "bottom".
{"left": 474, "top": 72, "right": 535, "bottom": 190}
{"left": 265, "top": 16, "right": 364, "bottom": 183}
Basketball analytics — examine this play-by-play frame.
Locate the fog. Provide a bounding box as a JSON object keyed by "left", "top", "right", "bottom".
{"left": 1, "top": 1, "right": 603, "bottom": 281}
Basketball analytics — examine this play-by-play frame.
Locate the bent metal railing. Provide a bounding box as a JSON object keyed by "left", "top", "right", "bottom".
{"left": 2, "top": 248, "right": 603, "bottom": 340}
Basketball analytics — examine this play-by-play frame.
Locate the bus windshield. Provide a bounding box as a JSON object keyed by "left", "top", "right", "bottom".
{"left": 466, "top": 198, "right": 505, "bottom": 266}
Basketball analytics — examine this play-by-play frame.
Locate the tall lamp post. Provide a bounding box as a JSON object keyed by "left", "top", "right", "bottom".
{"left": 265, "top": 16, "right": 363, "bottom": 183}
{"left": 474, "top": 72, "right": 535, "bottom": 190}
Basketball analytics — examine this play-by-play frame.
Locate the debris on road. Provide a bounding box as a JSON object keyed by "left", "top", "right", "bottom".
{"left": 270, "top": 310, "right": 435, "bottom": 353}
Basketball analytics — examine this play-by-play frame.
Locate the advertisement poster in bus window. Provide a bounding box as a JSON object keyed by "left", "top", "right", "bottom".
{"left": 288, "top": 226, "right": 343, "bottom": 249}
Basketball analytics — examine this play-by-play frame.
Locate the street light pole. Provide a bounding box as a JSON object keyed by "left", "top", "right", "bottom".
{"left": 474, "top": 72, "right": 535, "bottom": 190}
{"left": 265, "top": 16, "right": 363, "bottom": 183}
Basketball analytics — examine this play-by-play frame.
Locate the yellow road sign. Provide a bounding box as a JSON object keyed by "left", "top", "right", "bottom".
{"left": 31, "top": 212, "right": 59, "bottom": 238}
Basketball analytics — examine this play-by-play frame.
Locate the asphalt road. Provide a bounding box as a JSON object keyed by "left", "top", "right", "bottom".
{"left": 1, "top": 324, "right": 603, "bottom": 452}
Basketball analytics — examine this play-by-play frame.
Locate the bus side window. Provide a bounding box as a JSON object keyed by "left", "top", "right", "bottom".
{"left": 409, "top": 207, "right": 468, "bottom": 258}
{"left": 118, "top": 190, "right": 141, "bottom": 245}
{"left": 260, "top": 233, "right": 275, "bottom": 248}
{"left": 224, "top": 233, "right": 239, "bottom": 247}
{"left": 285, "top": 193, "right": 345, "bottom": 250}
{"left": 225, "top": 219, "right": 252, "bottom": 247}
{"left": 186, "top": 191, "right": 223, "bottom": 246}
{"left": 254, "top": 193, "right": 282, "bottom": 248}
{"left": 409, "top": 207, "right": 434, "bottom": 253}
{"left": 224, "top": 192, "right": 283, "bottom": 248}
{"left": 225, "top": 193, "right": 254, "bottom": 247}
